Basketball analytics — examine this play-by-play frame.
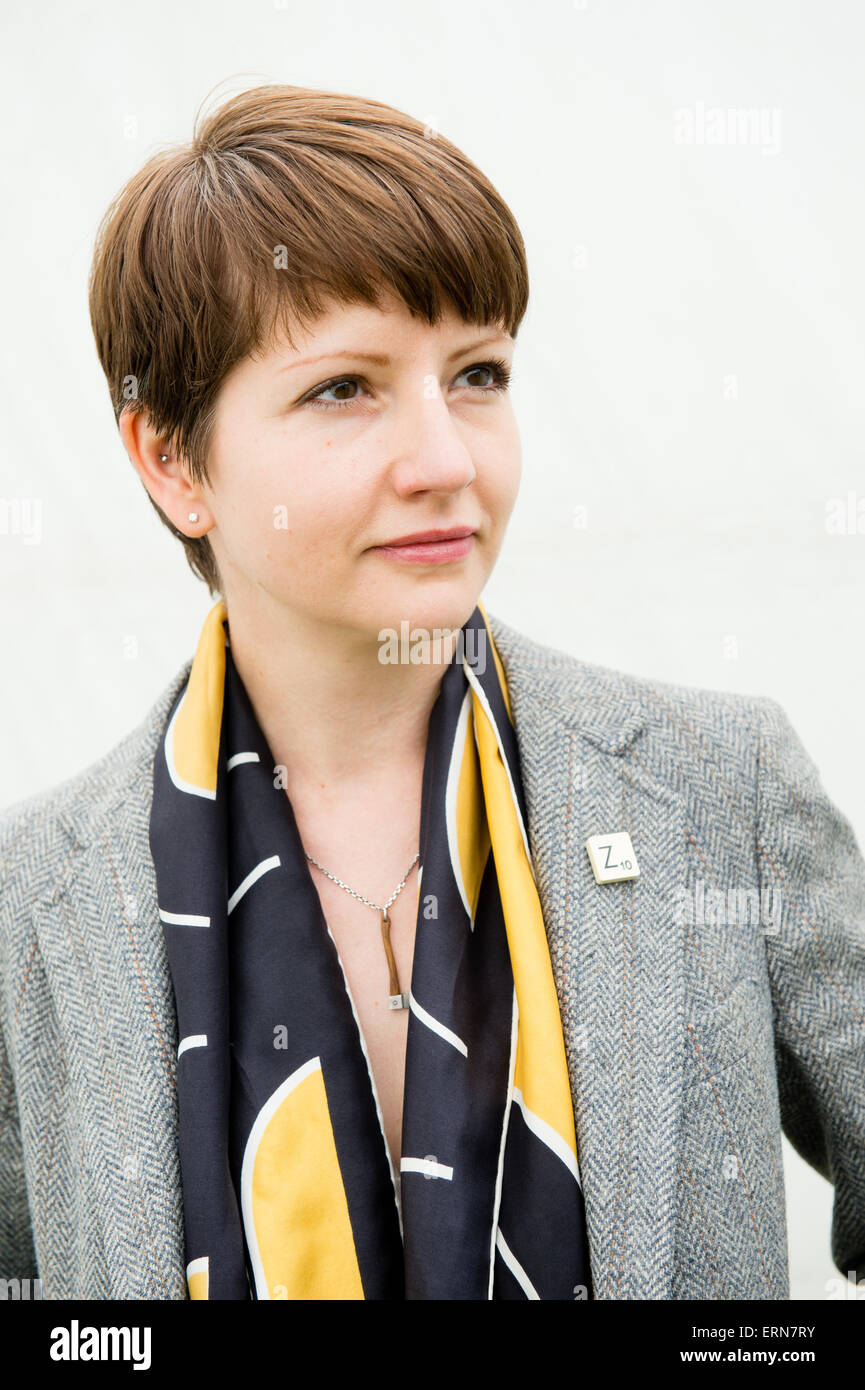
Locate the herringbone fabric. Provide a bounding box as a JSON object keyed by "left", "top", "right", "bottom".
{"left": 1, "top": 612, "right": 864, "bottom": 1299}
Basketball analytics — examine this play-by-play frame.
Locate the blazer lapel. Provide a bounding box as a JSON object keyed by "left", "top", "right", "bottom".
{"left": 494, "top": 630, "right": 687, "bottom": 1300}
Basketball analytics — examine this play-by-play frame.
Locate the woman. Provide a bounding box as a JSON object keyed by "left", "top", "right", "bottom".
{"left": 1, "top": 84, "right": 863, "bottom": 1302}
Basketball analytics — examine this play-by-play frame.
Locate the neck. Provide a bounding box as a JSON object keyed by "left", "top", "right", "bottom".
{"left": 222, "top": 596, "right": 463, "bottom": 794}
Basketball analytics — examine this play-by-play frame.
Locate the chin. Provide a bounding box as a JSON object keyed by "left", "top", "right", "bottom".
{"left": 370, "top": 581, "right": 485, "bottom": 642}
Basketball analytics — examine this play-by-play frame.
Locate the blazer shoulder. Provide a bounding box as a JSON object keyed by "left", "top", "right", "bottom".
{"left": 486, "top": 610, "right": 784, "bottom": 762}
{"left": 0, "top": 659, "right": 192, "bottom": 893}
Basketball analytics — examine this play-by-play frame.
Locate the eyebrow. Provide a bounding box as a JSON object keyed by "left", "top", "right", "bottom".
{"left": 276, "top": 334, "right": 513, "bottom": 375}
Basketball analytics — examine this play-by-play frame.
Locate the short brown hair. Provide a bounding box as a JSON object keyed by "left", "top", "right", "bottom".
{"left": 87, "top": 83, "right": 530, "bottom": 595}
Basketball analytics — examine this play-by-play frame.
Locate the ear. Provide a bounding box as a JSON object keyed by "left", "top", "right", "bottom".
{"left": 118, "top": 407, "right": 212, "bottom": 537}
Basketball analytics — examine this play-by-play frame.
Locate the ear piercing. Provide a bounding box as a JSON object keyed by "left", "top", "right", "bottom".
{"left": 158, "top": 453, "right": 200, "bottom": 527}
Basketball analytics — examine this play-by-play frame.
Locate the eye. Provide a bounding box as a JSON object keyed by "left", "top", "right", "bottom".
{"left": 300, "top": 356, "right": 512, "bottom": 413}
{"left": 454, "top": 357, "right": 512, "bottom": 394}
{"left": 303, "top": 376, "right": 368, "bottom": 411}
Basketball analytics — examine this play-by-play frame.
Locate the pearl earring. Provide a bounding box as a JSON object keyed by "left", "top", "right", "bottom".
{"left": 188, "top": 512, "right": 199, "bottom": 523}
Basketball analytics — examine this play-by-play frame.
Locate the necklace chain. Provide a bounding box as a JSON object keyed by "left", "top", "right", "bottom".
{"left": 304, "top": 849, "right": 419, "bottom": 1011}
{"left": 304, "top": 851, "right": 420, "bottom": 914}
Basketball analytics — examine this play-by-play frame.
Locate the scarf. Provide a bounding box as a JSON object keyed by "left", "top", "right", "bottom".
{"left": 149, "top": 598, "right": 592, "bottom": 1299}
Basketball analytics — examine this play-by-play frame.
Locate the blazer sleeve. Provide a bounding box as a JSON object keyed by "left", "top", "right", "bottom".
{"left": 756, "top": 696, "right": 865, "bottom": 1281}
{"left": 0, "top": 809, "right": 39, "bottom": 1286}
{"left": 0, "top": 1013, "right": 38, "bottom": 1284}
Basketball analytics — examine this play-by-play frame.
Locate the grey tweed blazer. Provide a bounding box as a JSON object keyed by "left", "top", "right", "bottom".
{"left": 1, "top": 613, "right": 864, "bottom": 1300}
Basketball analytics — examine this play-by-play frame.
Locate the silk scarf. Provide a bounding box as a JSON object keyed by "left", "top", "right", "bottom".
{"left": 149, "top": 598, "right": 593, "bottom": 1299}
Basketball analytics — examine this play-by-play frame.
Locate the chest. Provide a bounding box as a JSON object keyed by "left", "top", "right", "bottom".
{"left": 311, "top": 875, "right": 418, "bottom": 1170}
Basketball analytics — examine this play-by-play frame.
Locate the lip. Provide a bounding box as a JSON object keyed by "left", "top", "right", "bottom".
{"left": 371, "top": 526, "right": 478, "bottom": 565}
{"left": 379, "top": 527, "right": 477, "bottom": 546}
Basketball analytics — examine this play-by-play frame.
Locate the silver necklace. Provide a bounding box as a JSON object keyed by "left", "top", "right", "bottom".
{"left": 305, "top": 851, "right": 419, "bottom": 1011}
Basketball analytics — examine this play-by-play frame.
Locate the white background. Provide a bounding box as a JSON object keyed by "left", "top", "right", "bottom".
{"left": 2, "top": 0, "right": 863, "bottom": 1300}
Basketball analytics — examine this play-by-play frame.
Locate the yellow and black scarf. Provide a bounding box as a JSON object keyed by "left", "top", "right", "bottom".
{"left": 149, "top": 599, "right": 592, "bottom": 1299}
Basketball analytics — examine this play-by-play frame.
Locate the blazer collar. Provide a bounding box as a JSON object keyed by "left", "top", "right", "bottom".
{"left": 37, "top": 615, "right": 685, "bottom": 1300}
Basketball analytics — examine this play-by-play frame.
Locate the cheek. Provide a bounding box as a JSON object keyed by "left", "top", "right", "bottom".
{"left": 228, "top": 488, "right": 281, "bottom": 562}
{"left": 507, "top": 447, "right": 523, "bottom": 502}
{"left": 251, "top": 477, "right": 352, "bottom": 587}
{"left": 231, "top": 453, "right": 315, "bottom": 549}
{"left": 488, "top": 435, "right": 522, "bottom": 518}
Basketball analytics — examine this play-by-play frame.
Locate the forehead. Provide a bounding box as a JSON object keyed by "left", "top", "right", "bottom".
{"left": 256, "top": 290, "right": 511, "bottom": 368}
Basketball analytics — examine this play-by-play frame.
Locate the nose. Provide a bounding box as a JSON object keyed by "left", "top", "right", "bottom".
{"left": 387, "top": 382, "right": 477, "bottom": 497}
